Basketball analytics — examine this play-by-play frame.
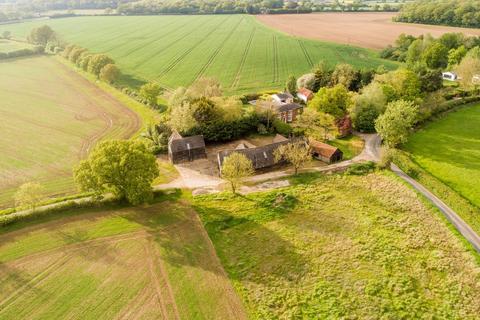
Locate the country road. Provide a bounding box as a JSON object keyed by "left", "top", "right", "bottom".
{"left": 390, "top": 163, "right": 480, "bottom": 252}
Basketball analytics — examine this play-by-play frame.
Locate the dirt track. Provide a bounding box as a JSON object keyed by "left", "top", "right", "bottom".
{"left": 257, "top": 12, "right": 480, "bottom": 50}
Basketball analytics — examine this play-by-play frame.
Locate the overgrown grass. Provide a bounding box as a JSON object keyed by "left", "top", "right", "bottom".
{"left": 329, "top": 134, "right": 365, "bottom": 160}
{"left": 0, "top": 15, "right": 397, "bottom": 94}
{"left": 194, "top": 173, "right": 480, "bottom": 318}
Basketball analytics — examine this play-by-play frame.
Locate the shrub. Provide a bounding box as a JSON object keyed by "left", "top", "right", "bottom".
{"left": 345, "top": 161, "right": 376, "bottom": 175}
{"left": 273, "top": 119, "right": 292, "bottom": 136}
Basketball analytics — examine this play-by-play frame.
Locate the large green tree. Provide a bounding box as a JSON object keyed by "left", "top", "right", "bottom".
{"left": 139, "top": 82, "right": 162, "bottom": 106}
{"left": 87, "top": 54, "right": 115, "bottom": 77}
{"left": 74, "top": 140, "right": 159, "bottom": 205}
{"left": 27, "top": 25, "right": 56, "bottom": 45}
{"left": 309, "top": 84, "right": 352, "bottom": 119}
{"left": 375, "top": 100, "right": 418, "bottom": 147}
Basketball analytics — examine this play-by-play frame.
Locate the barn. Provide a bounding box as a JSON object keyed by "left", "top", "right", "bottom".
{"left": 217, "top": 135, "right": 291, "bottom": 172}
{"left": 309, "top": 139, "right": 343, "bottom": 164}
{"left": 168, "top": 131, "right": 207, "bottom": 164}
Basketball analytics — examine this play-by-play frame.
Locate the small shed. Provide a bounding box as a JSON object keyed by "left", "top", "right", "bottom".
{"left": 309, "top": 140, "right": 343, "bottom": 164}
{"left": 297, "top": 88, "right": 314, "bottom": 103}
{"left": 442, "top": 72, "right": 458, "bottom": 81}
{"left": 168, "top": 132, "right": 207, "bottom": 164}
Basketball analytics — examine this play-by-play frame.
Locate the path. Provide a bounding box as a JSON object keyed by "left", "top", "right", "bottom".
{"left": 390, "top": 163, "right": 480, "bottom": 253}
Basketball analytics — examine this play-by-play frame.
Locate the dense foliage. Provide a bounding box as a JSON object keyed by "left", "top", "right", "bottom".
{"left": 395, "top": 0, "right": 480, "bottom": 28}
{"left": 74, "top": 140, "right": 159, "bottom": 205}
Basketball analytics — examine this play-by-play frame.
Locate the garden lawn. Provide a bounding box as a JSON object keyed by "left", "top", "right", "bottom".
{"left": 0, "top": 56, "right": 142, "bottom": 209}
{"left": 194, "top": 172, "right": 480, "bottom": 318}
{"left": 0, "top": 195, "right": 245, "bottom": 319}
{"left": 404, "top": 104, "right": 480, "bottom": 208}
{"left": 0, "top": 15, "right": 397, "bottom": 94}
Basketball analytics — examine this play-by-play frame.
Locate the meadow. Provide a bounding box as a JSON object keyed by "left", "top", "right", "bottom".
{"left": 0, "top": 194, "right": 246, "bottom": 319}
{"left": 194, "top": 173, "right": 480, "bottom": 318}
{"left": 0, "top": 39, "right": 35, "bottom": 53}
{"left": 0, "top": 15, "right": 397, "bottom": 94}
{"left": 0, "top": 56, "right": 141, "bottom": 209}
{"left": 404, "top": 104, "right": 480, "bottom": 207}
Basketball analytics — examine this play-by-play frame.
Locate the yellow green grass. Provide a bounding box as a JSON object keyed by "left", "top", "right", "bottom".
{"left": 194, "top": 173, "right": 480, "bottom": 318}
{"left": 0, "top": 39, "right": 35, "bottom": 53}
{"left": 0, "top": 195, "right": 246, "bottom": 319}
{"left": 0, "top": 15, "right": 398, "bottom": 94}
{"left": 0, "top": 56, "right": 143, "bottom": 209}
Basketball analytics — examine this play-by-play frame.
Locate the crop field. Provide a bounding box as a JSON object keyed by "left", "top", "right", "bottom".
{"left": 0, "top": 56, "right": 141, "bottom": 209}
{"left": 195, "top": 173, "right": 480, "bottom": 318}
{"left": 0, "top": 196, "right": 246, "bottom": 319}
{"left": 404, "top": 104, "right": 480, "bottom": 209}
{"left": 0, "top": 39, "right": 35, "bottom": 53}
{"left": 0, "top": 15, "right": 397, "bottom": 94}
{"left": 257, "top": 12, "right": 480, "bottom": 50}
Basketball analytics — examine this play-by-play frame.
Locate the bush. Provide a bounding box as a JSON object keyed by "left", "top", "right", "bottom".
{"left": 345, "top": 161, "right": 376, "bottom": 175}
{"left": 273, "top": 119, "right": 293, "bottom": 136}
{"left": 190, "top": 113, "right": 260, "bottom": 142}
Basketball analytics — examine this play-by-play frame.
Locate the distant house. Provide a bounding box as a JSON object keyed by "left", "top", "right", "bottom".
{"left": 168, "top": 131, "right": 207, "bottom": 164}
{"left": 309, "top": 140, "right": 343, "bottom": 164}
{"left": 217, "top": 134, "right": 292, "bottom": 172}
{"left": 274, "top": 103, "right": 303, "bottom": 123}
{"left": 442, "top": 72, "right": 458, "bottom": 81}
{"left": 272, "top": 92, "right": 294, "bottom": 105}
{"left": 297, "top": 88, "right": 314, "bottom": 103}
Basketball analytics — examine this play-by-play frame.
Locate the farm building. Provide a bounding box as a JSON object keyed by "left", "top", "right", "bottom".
{"left": 272, "top": 92, "right": 294, "bottom": 104}
{"left": 309, "top": 139, "right": 343, "bottom": 164}
{"left": 297, "top": 88, "right": 314, "bottom": 103}
{"left": 275, "top": 103, "right": 303, "bottom": 123}
{"left": 168, "top": 131, "right": 207, "bottom": 164}
{"left": 217, "top": 135, "right": 292, "bottom": 172}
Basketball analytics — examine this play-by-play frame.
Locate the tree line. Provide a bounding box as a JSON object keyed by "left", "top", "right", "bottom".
{"left": 395, "top": 0, "right": 480, "bottom": 28}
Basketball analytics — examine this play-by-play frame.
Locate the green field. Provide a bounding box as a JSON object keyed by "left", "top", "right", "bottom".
{"left": 404, "top": 104, "right": 480, "bottom": 208}
{"left": 0, "top": 56, "right": 142, "bottom": 209}
{"left": 0, "top": 39, "right": 35, "bottom": 53}
{"left": 0, "top": 195, "right": 246, "bottom": 319}
{"left": 0, "top": 15, "right": 397, "bottom": 93}
{"left": 195, "top": 173, "right": 480, "bottom": 318}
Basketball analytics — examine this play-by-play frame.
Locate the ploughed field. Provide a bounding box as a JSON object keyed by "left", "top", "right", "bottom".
{"left": 0, "top": 196, "right": 246, "bottom": 319}
{"left": 257, "top": 12, "right": 480, "bottom": 50}
{"left": 404, "top": 103, "right": 480, "bottom": 214}
{"left": 195, "top": 173, "right": 480, "bottom": 318}
{"left": 0, "top": 15, "right": 396, "bottom": 94}
{"left": 0, "top": 56, "right": 140, "bottom": 209}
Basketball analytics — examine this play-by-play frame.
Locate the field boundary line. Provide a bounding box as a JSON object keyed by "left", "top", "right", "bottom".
{"left": 230, "top": 27, "right": 256, "bottom": 90}
{"left": 194, "top": 16, "right": 244, "bottom": 82}
{"left": 159, "top": 16, "right": 230, "bottom": 78}
{"left": 298, "top": 39, "right": 314, "bottom": 68}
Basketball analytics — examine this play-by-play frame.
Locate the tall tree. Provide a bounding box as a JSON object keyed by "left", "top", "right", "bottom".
{"left": 274, "top": 142, "right": 311, "bottom": 175}
{"left": 221, "top": 152, "right": 254, "bottom": 194}
{"left": 286, "top": 75, "right": 297, "bottom": 95}
{"left": 74, "top": 140, "right": 159, "bottom": 205}
{"left": 295, "top": 108, "right": 338, "bottom": 141}
{"left": 309, "top": 84, "right": 352, "bottom": 119}
{"left": 87, "top": 54, "right": 114, "bottom": 77}
{"left": 139, "top": 82, "right": 162, "bottom": 106}
{"left": 375, "top": 100, "right": 418, "bottom": 147}
{"left": 27, "top": 25, "right": 56, "bottom": 46}
{"left": 99, "top": 64, "right": 120, "bottom": 83}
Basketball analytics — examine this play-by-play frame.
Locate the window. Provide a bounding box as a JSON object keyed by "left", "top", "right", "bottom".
{"left": 287, "top": 110, "right": 293, "bottom": 122}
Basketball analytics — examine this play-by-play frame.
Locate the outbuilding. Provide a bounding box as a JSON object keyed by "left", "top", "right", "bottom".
{"left": 168, "top": 131, "right": 207, "bottom": 164}
{"left": 297, "top": 88, "right": 314, "bottom": 103}
{"left": 272, "top": 92, "right": 294, "bottom": 105}
{"left": 217, "top": 135, "right": 291, "bottom": 172}
{"left": 309, "top": 139, "right": 343, "bottom": 164}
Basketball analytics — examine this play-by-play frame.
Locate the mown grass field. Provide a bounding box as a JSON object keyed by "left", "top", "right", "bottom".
{"left": 0, "top": 15, "right": 398, "bottom": 93}
{"left": 0, "top": 56, "right": 141, "bottom": 209}
{"left": 404, "top": 104, "right": 480, "bottom": 209}
{"left": 194, "top": 173, "right": 480, "bottom": 318}
{"left": 0, "top": 194, "right": 246, "bottom": 319}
